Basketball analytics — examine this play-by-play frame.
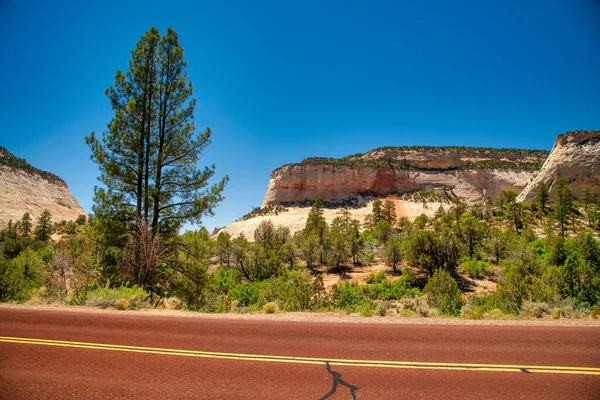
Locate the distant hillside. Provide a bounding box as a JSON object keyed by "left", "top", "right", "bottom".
{"left": 0, "top": 146, "right": 85, "bottom": 228}
{"left": 264, "top": 145, "right": 549, "bottom": 207}
{"left": 0, "top": 146, "right": 64, "bottom": 185}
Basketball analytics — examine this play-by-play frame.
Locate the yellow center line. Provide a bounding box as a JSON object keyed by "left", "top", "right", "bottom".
{"left": 1, "top": 336, "right": 599, "bottom": 376}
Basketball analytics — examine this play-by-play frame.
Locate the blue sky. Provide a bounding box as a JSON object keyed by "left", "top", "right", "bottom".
{"left": 1, "top": 0, "right": 599, "bottom": 231}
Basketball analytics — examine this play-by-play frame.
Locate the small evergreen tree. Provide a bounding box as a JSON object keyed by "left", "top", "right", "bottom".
{"left": 34, "top": 210, "right": 52, "bottom": 241}
{"left": 384, "top": 236, "right": 403, "bottom": 273}
{"left": 553, "top": 179, "right": 572, "bottom": 238}
{"left": 382, "top": 199, "right": 397, "bottom": 225}
{"left": 424, "top": 269, "right": 463, "bottom": 316}
{"left": 20, "top": 212, "right": 32, "bottom": 236}
{"left": 535, "top": 182, "right": 550, "bottom": 214}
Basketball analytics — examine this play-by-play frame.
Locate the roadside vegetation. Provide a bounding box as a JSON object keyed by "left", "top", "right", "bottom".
{"left": 1, "top": 28, "right": 598, "bottom": 320}
{"left": 1, "top": 180, "right": 599, "bottom": 319}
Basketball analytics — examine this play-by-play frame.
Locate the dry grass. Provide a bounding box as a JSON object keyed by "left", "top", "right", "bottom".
{"left": 114, "top": 298, "right": 129, "bottom": 310}
{"left": 263, "top": 302, "right": 278, "bottom": 314}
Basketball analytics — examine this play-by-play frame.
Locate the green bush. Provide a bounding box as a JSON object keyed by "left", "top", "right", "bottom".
{"left": 0, "top": 249, "right": 46, "bottom": 302}
{"left": 256, "top": 269, "right": 316, "bottom": 311}
{"left": 230, "top": 282, "right": 260, "bottom": 307}
{"left": 331, "top": 281, "right": 364, "bottom": 309}
{"left": 460, "top": 259, "right": 489, "bottom": 280}
{"left": 423, "top": 269, "right": 463, "bottom": 316}
{"left": 496, "top": 262, "right": 529, "bottom": 314}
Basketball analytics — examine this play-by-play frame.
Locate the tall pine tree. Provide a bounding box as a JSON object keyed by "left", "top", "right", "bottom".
{"left": 86, "top": 27, "right": 228, "bottom": 237}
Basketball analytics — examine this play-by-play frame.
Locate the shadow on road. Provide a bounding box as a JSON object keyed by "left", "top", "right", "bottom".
{"left": 319, "top": 361, "right": 358, "bottom": 400}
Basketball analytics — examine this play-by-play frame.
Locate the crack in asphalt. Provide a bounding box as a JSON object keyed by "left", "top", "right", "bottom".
{"left": 520, "top": 368, "right": 531, "bottom": 374}
{"left": 319, "top": 361, "right": 359, "bottom": 400}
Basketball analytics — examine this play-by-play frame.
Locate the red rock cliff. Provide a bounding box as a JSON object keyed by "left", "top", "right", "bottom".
{"left": 262, "top": 147, "right": 549, "bottom": 206}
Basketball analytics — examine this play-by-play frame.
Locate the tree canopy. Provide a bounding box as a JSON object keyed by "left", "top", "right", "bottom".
{"left": 86, "top": 27, "right": 228, "bottom": 237}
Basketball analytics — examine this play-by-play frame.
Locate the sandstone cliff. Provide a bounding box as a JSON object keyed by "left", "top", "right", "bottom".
{"left": 517, "top": 130, "right": 600, "bottom": 203}
{"left": 0, "top": 146, "right": 86, "bottom": 228}
{"left": 263, "top": 147, "right": 548, "bottom": 207}
{"left": 217, "top": 198, "right": 451, "bottom": 238}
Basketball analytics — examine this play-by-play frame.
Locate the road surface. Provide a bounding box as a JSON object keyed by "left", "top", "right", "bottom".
{"left": 1, "top": 308, "right": 599, "bottom": 399}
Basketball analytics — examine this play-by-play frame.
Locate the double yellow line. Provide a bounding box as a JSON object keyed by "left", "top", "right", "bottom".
{"left": 1, "top": 335, "right": 599, "bottom": 376}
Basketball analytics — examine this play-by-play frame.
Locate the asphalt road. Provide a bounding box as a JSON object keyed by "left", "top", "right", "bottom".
{"left": 1, "top": 308, "right": 599, "bottom": 399}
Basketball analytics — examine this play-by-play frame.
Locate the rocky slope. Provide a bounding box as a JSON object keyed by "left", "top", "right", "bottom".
{"left": 517, "top": 130, "right": 600, "bottom": 202}
{"left": 263, "top": 147, "right": 548, "bottom": 207}
{"left": 217, "top": 197, "right": 451, "bottom": 238}
{"left": 0, "top": 146, "right": 85, "bottom": 228}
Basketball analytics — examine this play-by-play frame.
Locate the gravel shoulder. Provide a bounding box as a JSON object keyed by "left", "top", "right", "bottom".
{"left": 2, "top": 303, "right": 599, "bottom": 327}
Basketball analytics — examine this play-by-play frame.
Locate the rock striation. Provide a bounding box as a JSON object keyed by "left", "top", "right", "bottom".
{"left": 0, "top": 146, "right": 86, "bottom": 228}
{"left": 262, "top": 147, "right": 549, "bottom": 207}
{"left": 517, "top": 130, "right": 600, "bottom": 202}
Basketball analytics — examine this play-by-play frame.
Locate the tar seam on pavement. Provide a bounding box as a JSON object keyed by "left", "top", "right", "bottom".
{"left": 320, "top": 361, "right": 358, "bottom": 400}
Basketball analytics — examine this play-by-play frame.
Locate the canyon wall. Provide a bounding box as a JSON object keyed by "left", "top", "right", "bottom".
{"left": 517, "top": 130, "right": 600, "bottom": 202}
{"left": 0, "top": 147, "right": 86, "bottom": 228}
{"left": 263, "top": 148, "right": 548, "bottom": 207}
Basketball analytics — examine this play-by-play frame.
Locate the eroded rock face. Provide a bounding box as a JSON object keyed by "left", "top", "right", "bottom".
{"left": 0, "top": 151, "right": 86, "bottom": 228}
{"left": 517, "top": 130, "right": 600, "bottom": 202}
{"left": 262, "top": 148, "right": 548, "bottom": 207}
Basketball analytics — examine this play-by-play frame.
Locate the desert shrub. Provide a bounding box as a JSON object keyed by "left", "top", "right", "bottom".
{"left": 263, "top": 302, "right": 278, "bottom": 314}
{"left": 375, "top": 301, "right": 390, "bottom": 316}
{"left": 357, "top": 299, "right": 376, "bottom": 316}
{"left": 114, "top": 298, "right": 129, "bottom": 310}
{"left": 423, "top": 269, "right": 463, "bottom": 316}
{"left": 520, "top": 301, "right": 550, "bottom": 319}
{"left": 460, "top": 259, "right": 489, "bottom": 280}
{"left": 550, "top": 300, "right": 584, "bottom": 319}
{"left": 85, "top": 285, "right": 149, "bottom": 309}
{"left": 397, "top": 308, "right": 418, "bottom": 317}
{"left": 399, "top": 296, "right": 431, "bottom": 317}
{"left": 460, "top": 304, "right": 484, "bottom": 319}
{"left": 484, "top": 308, "right": 507, "bottom": 319}
{"left": 163, "top": 296, "right": 182, "bottom": 310}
